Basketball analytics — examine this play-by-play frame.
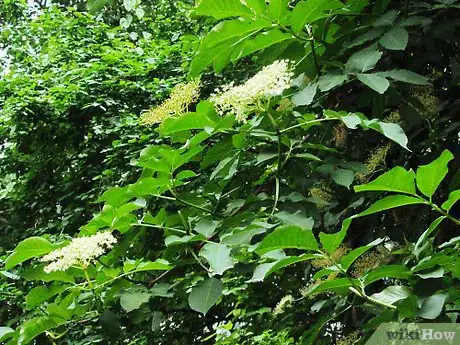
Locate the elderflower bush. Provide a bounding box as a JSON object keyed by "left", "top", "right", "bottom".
{"left": 2, "top": 1, "right": 460, "bottom": 344}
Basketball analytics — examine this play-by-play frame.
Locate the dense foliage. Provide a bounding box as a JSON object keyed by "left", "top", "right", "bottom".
{"left": 1, "top": 0, "right": 459, "bottom": 344}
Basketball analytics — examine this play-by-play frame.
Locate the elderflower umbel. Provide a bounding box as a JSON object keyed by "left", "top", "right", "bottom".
{"left": 273, "top": 294, "right": 294, "bottom": 315}
{"left": 209, "top": 60, "right": 293, "bottom": 122}
{"left": 41, "top": 232, "right": 117, "bottom": 273}
{"left": 140, "top": 79, "right": 201, "bottom": 125}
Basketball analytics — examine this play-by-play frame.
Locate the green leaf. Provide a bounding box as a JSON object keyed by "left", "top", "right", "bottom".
{"left": 378, "top": 69, "right": 430, "bottom": 85}
{"left": 290, "top": 0, "right": 344, "bottom": 33}
{"left": 120, "top": 286, "right": 151, "bottom": 313}
{"left": 293, "top": 153, "right": 322, "bottom": 162}
{"left": 346, "top": 48, "right": 383, "bottom": 73}
{"left": 151, "top": 311, "right": 164, "bottom": 332}
{"left": 398, "top": 16, "right": 432, "bottom": 27}
{"left": 273, "top": 210, "right": 314, "bottom": 229}
{"left": 303, "top": 278, "right": 357, "bottom": 297}
{"left": 0, "top": 327, "right": 15, "bottom": 342}
{"left": 362, "top": 265, "right": 412, "bottom": 286}
{"left": 5, "top": 237, "right": 55, "bottom": 270}
{"left": 355, "top": 195, "right": 425, "bottom": 218}
{"left": 354, "top": 167, "right": 416, "bottom": 195}
{"left": 373, "top": 10, "right": 398, "bottom": 26}
{"left": 190, "top": 18, "right": 271, "bottom": 77}
{"left": 370, "top": 285, "right": 411, "bottom": 305}
{"left": 264, "top": 254, "right": 319, "bottom": 278}
{"left": 357, "top": 73, "right": 390, "bottom": 94}
{"left": 194, "top": 218, "right": 220, "bottom": 237}
{"left": 319, "top": 218, "right": 352, "bottom": 254}
{"left": 248, "top": 262, "right": 278, "bottom": 283}
{"left": 255, "top": 225, "right": 319, "bottom": 255}
{"left": 267, "top": 0, "right": 289, "bottom": 20}
{"left": 292, "top": 83, "right": 318, "bottom": 106}
{"left": 136, "top": 259, "right": 172, "bottom": 272}
{"left": 416, "top": 150, "right": 454, "bottom": 198}
{"left": 379, "top": 27, "right": 409, "bottom": 51}
{"left": 26, "top": 286, "right": 65, "bottom": 310}
{"left": 416, "top": 267, "right": 445, "bottom": 279}
{"left": 87, "top": 0, "right": 110, "bottom": 13}
{"left": 200, "top": 243, "right": 235, "bottom": 276}
{"left": 230, "top": 29, "right": 293, "bottom": 62}
{"left": 194, "top": 0, "right": 253, "bottom": 19}
{"left": 414, "top": 216, "right": 446, "bottom": 256}
{"left": 348, "top": 28, "right": 385, "bottom": 49}
{"left": 362, "top": 119, "right": 410, "bottom": 150}
{"left": 160, "top": 103, "right": 218, "bottom": 135}
{"left": 340, "top": 238, "right": 384, "bottom": 270}
{"left": 442, "top": 190, "right": 460, "bottom": 212}
{"left": 317, "top": 73, "right": 348, "bottom": 92}
{"left": 418, "top": 294, "right": 447, "bottom": 319}
{"left": 18, "top": 317, "right": 61, "bottom": 345}
{"left": 243, "top": 0, "right": 266, "bottom": 14}
{"left": 188, "top": 278, "right": 223, "bottom": 315}
{"left": 332, "top": 168, "right": 355, "bottom": 189}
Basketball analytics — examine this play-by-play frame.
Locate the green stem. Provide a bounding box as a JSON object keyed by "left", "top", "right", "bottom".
{"left": 83, "top": 267, "right": 93, "bottom": 289}
{"left": 429, "top": 202, "right": 460, "bottom": 226}
{"left": 130, "top": 222, "right": 187, "bottom": 234}
{"left": 168, "top": 188, "right": 220, "bottom": 217}
{"left": 280, "top": 118, "right": 336, "bottom": 134}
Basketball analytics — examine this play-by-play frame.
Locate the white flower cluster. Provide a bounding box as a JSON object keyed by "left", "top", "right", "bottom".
{"left": 209, "top": 60, "right": 293, "bottom": 122}
{"left": 41, "top": 232, "right": 117, "bottom": 273}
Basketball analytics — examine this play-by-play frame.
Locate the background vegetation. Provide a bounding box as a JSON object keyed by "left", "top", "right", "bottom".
{"left": 1, "top": 0, "right": 459, "bottom": 344}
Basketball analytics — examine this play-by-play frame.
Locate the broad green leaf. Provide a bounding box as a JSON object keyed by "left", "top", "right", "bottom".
{"left": 194, "top": 218, "right": 220, "bottom": 237}
{"left": 264, "top": 254, "right": 319, "bottom": 278}
{"left": 200, "top": 243, "right": 235, "bottom": 276}
{"left": 442, "top": 190, "right": 460, "bottom": 212}
{"left": 347, "top": 28, "right": 385, "bottom": 49}
{"left": 87, "top": 0, "right": 110, "bottom": 13}
{"left": 355, "top": 195, "right": 425, "bottom": 218}
{"left": 244, "top": 0, "right": 266, "bottom": 14}
{"left": 346, "top": 48, "right": 383, "bottom": 73}
{"left": 230, "top": 29, "right": 293, "bottom": 62}
{"left": 267, "top": 0, "right": 289, "bottom": 20}
{"left": 340, "top": 114, "right": 362, "bottom": 129}
{"left": 21, "top": 266, "right": 75, "bottom": 283}
{"left": 292, "top": 83, "right": 318, "bottom": 106}
{"left": 362, "top": 119, "right": 410, "bottom": 150}
{"left": 416, "top": 267, "right": 445, "bottom": 279}
{"left": 293, "top": 153, "right": 322, "bottom": 162}
{"left": 160, "top": 104, "right": 218, "bottom": 135}
{"left": 414, "top": 216, "right": 445, "bottom": 256}
{"left": 123, "top": 0, "right": 136, "bottom": 11}
{"left": 416, "top": 150, "right": 454, "bottom": 198}
{"left": 0, "top": 327, "right": 14, "bottom": 342}
{"left": 5, "top": 237, "right": 55, "bottom": 270}
{"left": 248, "top": 262, "right": 278, "bottom": 283}
{"left": 373, "top": 10, "right": 398, "bottom": 27}
{"left": 340, "top": 238, "right": 384, "bottom": 270}
{"left": 290, "top": 0, "right": 344, "bottom": 33}
{"left": 362, "top": 265, "right": 412, "bottom": 286}
{"left": 97, "top": 186, "right": 133, "bottom": 207}
{"left": 418, "top": 294, "right": 447, "bottom": 319}
{"left": 18, "top": 317, "right": 61, "bottom": 345}
{"left": 273, "top": 210, "right": 314, "bottom": 229}
{"left": 370, "top": 285, "right": 411, "bottom": 305}
{"left": 332, "top": 168, "right": 355, "bottom": 189}
{"left": 354, "top": 167, "right": 416, "bottom": 195}
{"left": 151, "top": 311, "right": 164, "bottom": 332}
{"left": 120, "top": 286, "right": 151, "bottom": 312}
{"left": 255, "top": 225, "right": 319, "bottom": 255}
{"left": 319, "top": 218, "right": 352, "bottom": 254}
{"left": 439, "top": 236, "right": 460, "bottom": 249}
{"left": 378, "top": 69, "right": 430, "bottom": 85}
{"left": 190, "top": 18, "right": 271, "bottom": 77}
{"left": 26, "top": 286, "right": 65, "bottom": 310}
{"left": 194, "top": 0, "right": 253, "bottom": 19}
{"left": 379, "top": 27, "right": 409, "bottom": 50}
{"left": 188, "top": 278, "right": 223, "bottom": 315}
{"left": 398, "top": 16, "right": 432, "bottom": 27}
{"left": 303, "top": 278, "right": 357, "bottom": 297}
{"left": 357, "top": 73, "right": 390, "bottom": 94}
{"left": 317, "top": 73, "right": 348, "bottom": 92}
{"left": 136, "top": 259, "right": 172, "bottom": 272}
{"left": 221, "top": 226, "right": 267, "bottom": 246}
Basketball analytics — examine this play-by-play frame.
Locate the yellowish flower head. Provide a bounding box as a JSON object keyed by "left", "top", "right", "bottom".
{"left": 140, "top": 79, "right": 201, "bottom": 125}
{"left": 41, "top": 232, "right": 117, "bottom": 273}
{"left": 209, "top": 60, "right": 293, "bottom": 122}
